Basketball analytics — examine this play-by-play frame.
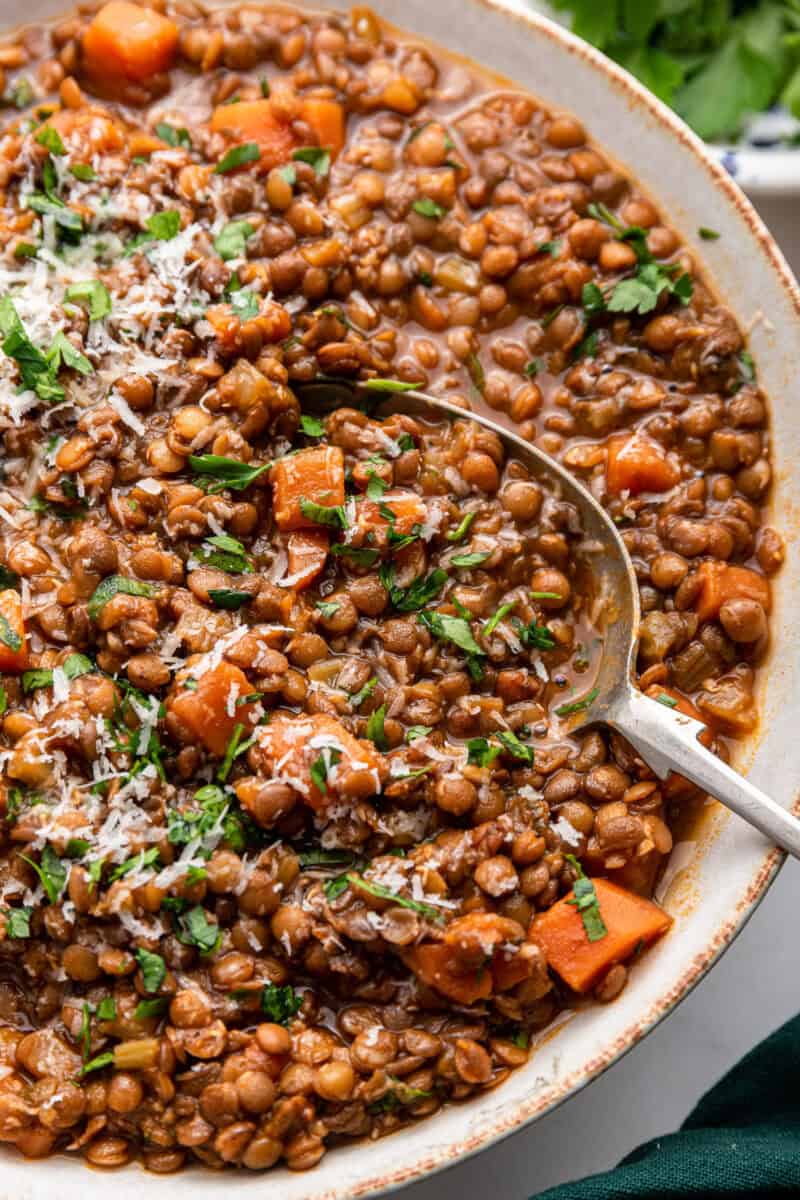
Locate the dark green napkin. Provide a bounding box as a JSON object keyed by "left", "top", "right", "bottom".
{"left": 533, "top": 1012, "right": 800, "bottom": 1198}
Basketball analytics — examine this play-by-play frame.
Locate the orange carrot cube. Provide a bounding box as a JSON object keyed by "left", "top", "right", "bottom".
{"left": 169, "top": 662, "right": 258, "bottom": 757}
{"left": 82, "top": 2, "right": 178, "bottom": 83}
{"left": 271, "top": 445, "right": 345, "bottom": 532}
{"left": 606, "top": 432, "right": 680, "bottom": 496}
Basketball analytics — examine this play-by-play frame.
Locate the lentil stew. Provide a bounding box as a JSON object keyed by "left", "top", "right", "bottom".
{"left": 0, "top": 0, "right": 783, "bottom": 1175}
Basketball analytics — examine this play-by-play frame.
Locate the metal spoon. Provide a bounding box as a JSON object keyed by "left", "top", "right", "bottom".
{"left": 303, "top": 381, "right": 800, "bottom": 859}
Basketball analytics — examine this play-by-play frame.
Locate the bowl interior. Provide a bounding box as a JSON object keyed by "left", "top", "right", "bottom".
{"left": 4, "top": 2, "right": 800, "bottom": 1198}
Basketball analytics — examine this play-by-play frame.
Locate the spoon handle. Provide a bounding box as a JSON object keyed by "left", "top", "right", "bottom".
{"left": 606, "top": 687, "right": 800, "bottom": 860}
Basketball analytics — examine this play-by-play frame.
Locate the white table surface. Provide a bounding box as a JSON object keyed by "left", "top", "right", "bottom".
{"left": 399, "top": 194, "right": 800, "bottom": 1200}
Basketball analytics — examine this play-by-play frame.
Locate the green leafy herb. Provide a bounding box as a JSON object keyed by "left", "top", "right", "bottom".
{"left": 496, "top": 729, "right": 534, "bottom": 764}
{"left": 349, "top": 676, "right": 377, "bottom": 709}
{"left": 35, "top": 125, "right": 65, "bottom": 155}
{"left": 63, "top": 280, "right": 112, "bottom": 321}
{"left": 279, "top": 163, "right": 297, "bottom": 186}
{"left": 0, "top": 685, "right": 6, "bottom": 716}
{"left": 315, "top": 599, "right": 341, "bottom": 619}
{"left": 155, "top": 121, "right": 191, "bottom": 148}
{"left": 214, "top": 219, "right": 254, "bottom": 261}
{"left": 49, "top": 331, "right": 92, "bottom": 376}
{"left": 445, "top": 512, "right": 476, "bottom": 543}
{"left": 467, "top": 737, "right": 502, "bottom": 768}
{"left": 0, "top": 614, "right": 21, "bottom": 654}
{"left": 14, "top": 240, "right": 38, "bottom": 259}
{"left": 412, "top": 197, "right": 446, "bottom": 219}
{"left": 19, "top": 844, "right": 66, "bottom": 904}
{"left": 87, "top": 575, "right": 157, "bottom": 622}
{"left": 608, "top": 262, "right": 693, "bottom": 315}
{"left": 300, "top": 413, "right": 325, "bottom": 437}
{"left": 4, "top": 907, "right": 31, "bottom": 938}
{"left": 365, "top": 703, "right": 388, "bottom": 751}
{"left": 298, "top": 847, "right": 356, "bottom": 869}
{"left": 349, "top": 874, "right": 444, "bottom": 922}
{"left": 366, "top": 471, "right": 388, "bottom": 500}
{"left": 369, "top": 1077, "right": 434, "bottom": 1113}
{"left": 466, "top": 352, "right": 485, "bottom": 396}
{"left": 698, "top": 226, "right": 720, "bottom": 240}
{"left": 27, "top": 191, "right": 83, "bottom": 234}
{"left": 109, "top": 847, "right": 160, "bottom": 883}
{"left": 310, "top": 746, "right": 342, "bottom": 795}
{"left": 80, "top": 1051, "right": 114, "bottom": 1076}
{"left": 189, "top": 453, "right": 271, "bottom": 493}
{"left": 175, "top": 904, "right": 221, "bottom": 954}
{"left": 581, "top": 281, "right": 606, "bottom": 316}
{"left": 208, "top": 588, "right": 253, "bottom": 611}
{"left": 217, "top": 722, "right": 249, "bottom": 783}
{"left": 418, "top": 610, "right": 483, "bottom": 659}
{"left": 739, "top": 350, "right": 756, "bottom": 382}
{"left": 261, "top": 983, "right": 302, "bottom": 1024}
{"left": 379, "top": 564, "right": 447, "bottom": 612}
{"left": 135, "top": 996, "right": 169, "bottom": 1020}
{"left": 292, "top": 146, "right": 331, "bottom": 176}
{"left": 405, "top": 725, "right": 432, "bottom": 742}
{"left": 330, "top": 543, "right": 379, "bottom": 567}
{"left": 564, "top": 854, "right": 607, "bottom": 942}
{"left": 524, "top": 359, "right": 542, "bottom": 377}
{"left": 260, "top": 79, "right": 271, "bottom": 97}
{"left": 0, "top": 296, "right": 66, "bottom": 403}
{"left": 22, "top": 652, "right": 92, "bottom": 693}
{"left": 450, "top": 551, "right": 490, "bottom": 568}
{"left": 537, "top": 239, "right": 562, "bottom": 257}
{"left": 89, "top": 998, "right": 114, "bottom": 1024}
{"left": 196, "top": 533, "right": 252, "bottom": 574}
{"left": 481, "top": 600, "right": 516, "bottom": 638}
{"left": 555, "top": 686, "right": 600, "bottom": 717}
{"left": 656, "top": 692, "right": 679, "bottom": 709}
{"left": 299, "top": 497, "right": 347, "bottom": 529}
{"left": 215, "top": 142, "right": 260, "bottom": 173}
{"left": 541, "top": 303, "right": 564, "bottom": 328}
{"left": 324, "top": 874, "right": 350, "bottom": 900}
{"left": 69, "top": 162, "right": 96, "bottom": 181}
{"left": 515, "top": 617, "right": 555, "bottom": 651}
{"left": 360, "top": 378, "right": 418, "bottom": 393}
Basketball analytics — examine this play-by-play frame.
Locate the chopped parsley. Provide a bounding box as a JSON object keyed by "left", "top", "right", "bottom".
{"left": 555, "top": 686, "right": 600, "bottom": 717}
{"left": 698, "top": 226, "right": 720, "bottom": 240}
{"left": 261, "top": 983, "right": 302, "bottom": 1024}
{"left": 412, "top": 197, "right": 446, "bottom": 219}
{"left": 155, "top": 121, "right": 192, "bottom": 148}
{"left": 298, "top": 497, "right": 347, "bottom": 528}
{"left": 22, "top": 652, "right": 93, "bottom": 693}
{"left": 310, "top": 746, "right": 342, "bottom": 794}
{"left": 215, "top": 142, "right": 260, "bottom": 173}
{"left": 174, "top": 904, "right": 221, "bottom": 954}
{"left": 214, "top": 219, "right": 254, "bottom": 261}
{"left": 361, "top": 377, "right": 419, "bottom": 393}
{"left": 35, "top": 125, "right": 65, "bottom": 155}
{"left": 348, "top": 875, "right": 444, "bottom": 923}
{"left": 445, "top": 512, "right": 477, "bottom": 543}
{"left": 87, "top": 575, "right": 158, "bottom": 622}
{"left": 207, "top": 588, "right": 253, "bottom": 611}
{"left": 565, "top": 854, "right": 608, "bottom": 943}
{"left": 482, "top": 600, "right": 516, "bottom": 638}
{"left": 196, "top": 533, "right": 253, "bottom": 574}
{"left": 3, "top": 906, "right": 31, "bottom": 939}
{"left": 292, "top": 146, "right": 331, "bottom": 176}
{"left": 18, "top": 844, "right": 66, "bottom": 904}
{"left": 365, "top": 703, "right": 388, "bottom": 751}
{"left": 189, "top": 453, "right": 271, "bottom": 493}
{"left": 64, "top": 280, "right": 112, "bottom": 320}
{"left": 300, "top": 413, "right": 325, "bottom": 437}
{"left": 379, "top": 564, "right": 447, "bottom": 612}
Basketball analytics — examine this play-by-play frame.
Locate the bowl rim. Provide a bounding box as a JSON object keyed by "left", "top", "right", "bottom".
{"left": 2, "top": 2, "right": 799, "bottom": 1198}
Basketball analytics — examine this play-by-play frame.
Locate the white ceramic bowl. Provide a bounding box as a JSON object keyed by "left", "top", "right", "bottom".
{"left": 4, "top": 2, "right": 800, "bottom": 1197}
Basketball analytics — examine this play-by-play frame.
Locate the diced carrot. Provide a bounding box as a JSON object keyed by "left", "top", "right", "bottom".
{"left": 128, "top": 130, "right": 166, "bottom": 157}
{"left": 301, "top": 97, "right": 346, "bottom": 158}
{"left": 404, "top": 942, "right": 492, "bottom": 1005}
{"left": 355, "top": 490, "right": 428, "bottom": 540}
{"left": 82, "top": 2, "right": 178, "bottom": 83}
{"left": 286, "top": 530, "right": 329, "bottom": 590}
{"left": 47, "top": 108, "right": 125, "bottom": 154}
{"left": 0, "top": 590, "right": 26, "bottom": 673}
{"left": 529, "top": 878, "right": 672, "bottom": 993}
{"left": 405, "top": 912, "right": 530, "bottom": 1003}
{"left": 210, "top": 99, "right": 297, "bottom": 172}
{"left": 205, "top": 301, "right": 291, "bottom": 357}
{"left": 169, "top": 662, "right": 258, "bottom": 757}
{"left": 694, "top": 560, "right": 771, "bottom": 625}
{"left": 605, "top": 432, "right": 680, "bottom": 496}
{"left": 271, "top": 445, "right": 345, "bottom": 532}
{"left": 254, "top": 713, "right": 382, "bottom": 810}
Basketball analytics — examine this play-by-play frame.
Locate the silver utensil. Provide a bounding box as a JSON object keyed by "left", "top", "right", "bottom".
{"left": 304, "top": 381, "right": 800, "bottom": 859}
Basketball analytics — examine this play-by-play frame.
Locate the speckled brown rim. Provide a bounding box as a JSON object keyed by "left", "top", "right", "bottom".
{"left": 324, "top": 3, "right": 800, "bottom": 1195}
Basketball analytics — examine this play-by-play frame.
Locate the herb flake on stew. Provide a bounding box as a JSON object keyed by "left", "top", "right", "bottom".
{"left": 87, "top": 575, "right": 158, "bottom": 622}
{"left": 64, "top": 279, "right": 112, "bottom": 320}
{"left": 564, "top": 854, "right": 608, "bottom": 943}
{"left": 18, "top": 844, "right": 66, "bottom": 904}
{"left": 214, "top": 219, "right": 254, "bottom": 261}
{"left": 300, "top": 413, "right": 325, "bottom": 437}
{"left": 190, "top": 453, "right": 271, "bottom": 493}
{"left": 412, "top": 197, "right": 446, "bottom": 219}
{"left": 215, "top": 142, "right": 260, "bottom": 173}
{"left": 347, "top": 875, "right": 444, "bottom": 922}
{"left": 555, "top": 686, "right": 600, "bottom": 717}
{"left": 298, "top": 497, "right": 347, "bottom": 529}
{"left": 292, "top": 146, "right": 331, "bottom": 176}
{"left": 365, "top": 703, "right": 388, "bottom": 751}
{"left": 261, "top": 983, "right": 302, "bottom": 1024}
{"left": 207, "top": 588, "right": 253, "bottom": 611}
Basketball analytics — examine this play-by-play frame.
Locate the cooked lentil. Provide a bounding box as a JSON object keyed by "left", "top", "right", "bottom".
{"left": 0, "top": 0, "right": 781, "bottom": 1174}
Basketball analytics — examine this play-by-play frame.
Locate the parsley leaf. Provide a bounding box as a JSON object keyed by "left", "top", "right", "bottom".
{"left": 555, "top": 686, "right": 600, "bottom": 717}
{"left": 451, "top": 550, "right": 490, "bottom": 569}
{"left": 35, "top": 125, "right": 65, "bottom": 155}
{"left": 214, "top": 219, "right": 254, "bottom": 261}
{"left": 261, "top": 983, "right": 302, "bottom": 1024}
{"left": 215, "top": 142, "right": 260, "bottom": 173}
{"left": 174, "top": 905, "right": 221, "bottom": 954}
{"left": 196, "top": 534, "right": 252, "bottom": 574}
{"left": 292, "top": 146, "right": 331, "bottom": 176}
{"left": 64, "top": 280, "right": 112, "bottom": 321}
{"left": 19, "top": 844, "right": 66, "bottom": 904}
{"left": 189, "top": 453, "right": 271, "bottom": 493}
{"left": 365, "top": 703, "right": 388, "bottom": 751}
{"left": 87, "top": 575, "right": 158, "bottom": 621}
{"left": 565, "top": 854, "right": 608, "bottom": 942}
{"left": 412, "top": 197, "right": 446, "bottom": 219}
{"left": 208, "top": 588, "right": 253, "bottom": 611}
{"left": 310, "top": 747, "right": 341, "bottom": 795}
{"left": 4, "top": 906, "right": 31, "bottom": 938}
{"left": 155, "top": 121, "right": 192, "bottom": 148}
{"left": 300, "top": 413, "right": 325, "bottom": 437}
{"left": 299, "top": 497, "right": 347, "bottom": 529}
{"left": 445, "top": 512, "right": 476, "bottom": 542}
{"left": 379, "top": 564, "right": 447, "bottom": 612}
{"left": 418, "top": 610, "right": 483, "bottom": 658}
{"left": 348, "top": 874, "right": 444, "bottom": 923}
{"left": 135, "top": 947, "right": 166, "bottom": 993}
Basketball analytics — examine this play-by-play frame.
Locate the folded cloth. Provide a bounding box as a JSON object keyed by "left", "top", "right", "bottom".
{"left": 533, "top": 1012, "right": 800, "bottom": 1198}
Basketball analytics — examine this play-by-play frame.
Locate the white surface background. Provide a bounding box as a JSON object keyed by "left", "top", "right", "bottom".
{"left": 398, "top": 195, "right": 800, "bottom": 1200}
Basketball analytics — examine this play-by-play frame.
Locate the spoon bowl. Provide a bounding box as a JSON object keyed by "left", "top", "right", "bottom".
{"left": 301, "top": 380, "right": 800, "bottom": 860}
